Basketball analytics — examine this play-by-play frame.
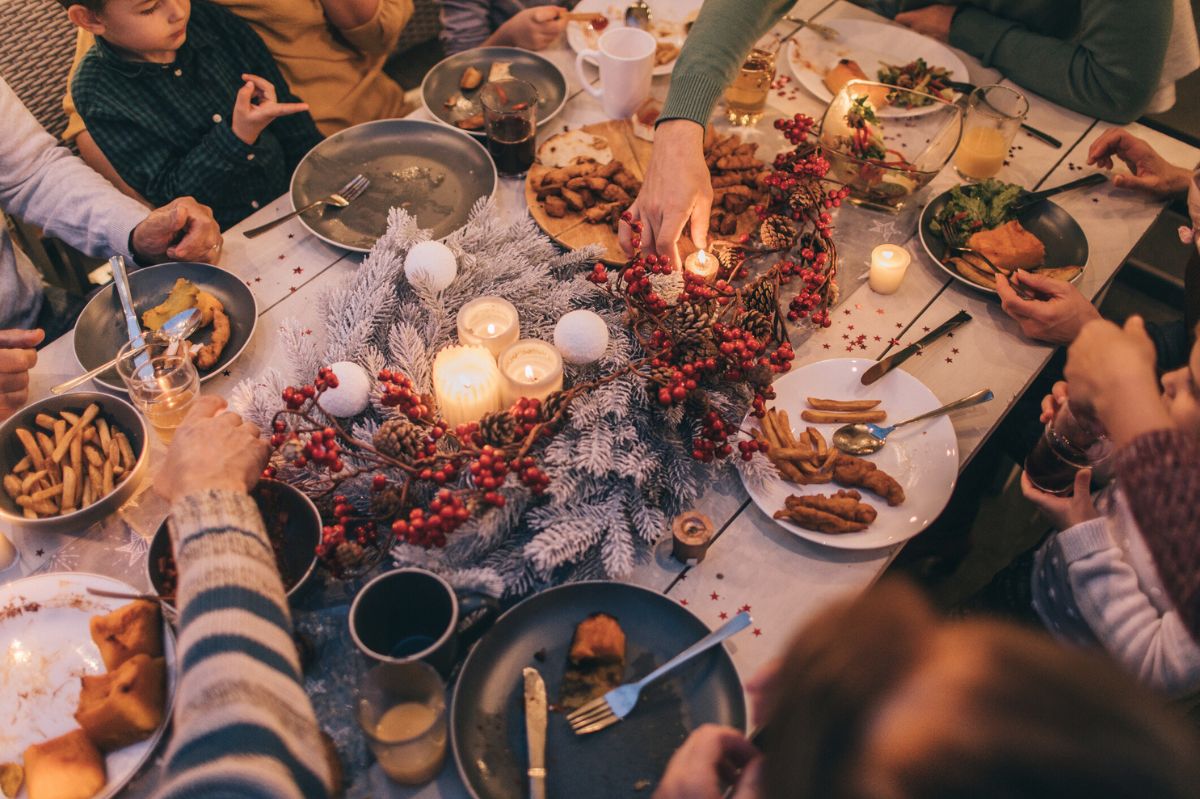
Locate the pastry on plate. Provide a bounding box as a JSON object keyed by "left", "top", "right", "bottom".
{"left": 75, "top": 654, "right": 167, "bottom": 751}
{"left": 90, "top": 600, "right": 163, "bottom": 671}
{"left": 560, "top": 612, "right": 627, "bottom": 710}
{"left": 967, "top": 219, "right": 1046, "bottom": 272}
{"left": 23, "top": 729, "right": 106, "bottom": 799}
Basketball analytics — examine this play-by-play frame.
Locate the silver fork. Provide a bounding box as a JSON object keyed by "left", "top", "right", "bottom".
{"left": 566, "top": 611, "right": 752, "bottom": 735}
{"left": 782, "top": 15, "right": 840, "bottom": 41}
{"left": 243, "top": 174, "right": 369, "bottom": 238}
{"left": 938, "top": 217, "right": 1007, "bottom": 275}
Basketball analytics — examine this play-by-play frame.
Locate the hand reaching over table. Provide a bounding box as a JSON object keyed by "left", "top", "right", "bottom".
{"left": 894, "top": 4, "right": 956, "bottom": 42}
{"left": 0, "top": 328, "right": 43, "bottom": 422}
{"left": 154, "top": 396, "right": 267, "bottom": 502}
{"left": 995, "top": 270, "right": 1101, "bottom": 344}
{"left": 653, "top": 724, "right": 762, "bottom": 799}
{"left": 492, "top": 6, "right": 567, "bottom": 51}
{"left": 619, "top": 119, "right": 712, "bottom": 266}
{"left": 1086, "top": 129, "right": 1193, "bottom": 200}
{"left": 130, "top": 197, "right": 223, "bottom": 266}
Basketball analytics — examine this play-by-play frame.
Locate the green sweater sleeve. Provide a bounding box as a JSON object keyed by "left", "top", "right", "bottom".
{"left": 659, "top": 0, "right": 795, "bottom": 126}
{"left": 949, "top": 0, "right": 1172, "bottom": 124}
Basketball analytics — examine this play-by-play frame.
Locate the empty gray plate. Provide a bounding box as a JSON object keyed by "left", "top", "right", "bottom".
{"left": 421, "top": 46, "right": 569, "bottom": 138}
{"left": 290, "top": 119, "right": 498, "bottom": 252}
{"left": 73, "top": 262, "right": 257, "bottom": 393}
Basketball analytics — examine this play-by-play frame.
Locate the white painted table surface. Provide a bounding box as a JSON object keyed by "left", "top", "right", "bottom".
{"left": 6, "top": 1, "right": 1198, "bottom": 796}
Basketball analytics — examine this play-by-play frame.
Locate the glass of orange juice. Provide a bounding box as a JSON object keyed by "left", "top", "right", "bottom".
{"left": 357, "top": 661, "right": 447, "bottom": 785}
{"left": 954, "top": 85, "right": 1028, "bottom": 180}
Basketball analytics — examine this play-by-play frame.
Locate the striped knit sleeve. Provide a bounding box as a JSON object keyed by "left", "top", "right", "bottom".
{"left": 153, "top": 489, "right": 331, "bottom": 799}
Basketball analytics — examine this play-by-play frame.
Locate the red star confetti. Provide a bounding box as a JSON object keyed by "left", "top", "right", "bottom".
{"left": 221, "top": 369, "right": 232, "bottom": 377}
{"left": 842, "top": 333, "right": 850, "bottom": 340}
{"left": 740, "top": 604, "right": 752, "bottom": 613}
{"left": 277, "top": 254, "right": 285, "bottom": 260}
{"left": 847, "top": 324, "right": 855, "bottom": 331}
{"left": 823, "top": 343, "right": 831, "bottom": 349}
{"left": 896, "top": 322, "right": 903, "bottom": 329}
{"left": 710, "top": 591, "right": 720, "bottom": 601}
{"left": 873, "top": 335, "right": 881, "bottom": 341}
{"left": 680, "top": 599, "right": 689, "bottom": 606}
{"left": 752, "top": 628, "right": 762, "bottom": 637}
{"left": 876, "top": 308, "right": 885, "bottom": 315}
{"left": 293, "top": 266, "right": 303, "bottom": 275}
{"left": 889, "top": 337, "right": 900, "bottom": 346}
{"left": 287, "top": 233, "right": 295, "bottom": 239}
{"left": 843, "top": 309, "right": 852, "bottom": 316}
{"left": 289, "top": 286, "right": 298, "bottom": 293}
{"left": 952, "top": 348, "right": 959, "bottom": 354}
{"left": 945, "top": 357, "right": 953, "bottom": 363}
{"left": 254, "top": 277, "right": 262, "bottom": 283}
{"left": 922, "top": 326, "right": 931, "bottom": 332}
{"left": 719, "top": 611, "right": 728, "bottom": 620}
{"left": 846, "top": 345, "right": 855, "bottom": 352}
{"left": 36, "top": 548, "right": 44, "bottom": 557}
{"left": 946, "top": 332, "right": 954, "bottom": 338}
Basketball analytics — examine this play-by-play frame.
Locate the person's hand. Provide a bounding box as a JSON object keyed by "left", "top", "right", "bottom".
{"left": 1086, "top": 128, "right": 1192, "bottom": 199}
{"left": 1064, "top": 316, "right": 1172, "bottom": 445}
{"left": 0, "top": 328, "right": 44, "bottom": 422}
{"left": 744, "top": 657, "right": 781, "bottom": 729}
{"left": 1039, "top": 381, "right": 1069, "bottom": 424}
{"left": 1020, "top": 468, "right": 1099, "bottom": 528}
{"left": 494, "top": 6, "right": 567, "bottom": 50}
{"left": 995, "top": 270, "right": 1101, "bottom": 344}
{"left": 231, "top": 73, "right": 310, "bottom": 146}
{"left": 130, "top": 197, "right": 223, "bottom": 265}
{"left": 653, "top": 725, "right": 760, "bottom": 799}
{"left": 619, "top": 119, "right": 711, "bottom": 266}
{"left": 895, "top": 4, "right": 956, "bottom": 42}
{"left": 154, "top": 396, "right": 268, "bottom": 503}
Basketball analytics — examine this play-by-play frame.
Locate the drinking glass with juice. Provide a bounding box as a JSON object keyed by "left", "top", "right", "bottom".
{"left": 724, "top": 48, "right": 776, "bottom": 126}
{"left": 481, "top": 79, "right": 539, "bottom": 178}
{"left": 115, "top": 339, "right": 200, "bottom": 444}
{"left": 954, "top": 85, "right": 1028, "bottom": 180}
{"left": 357, "top": 661, "right": 448, "bottom": 785}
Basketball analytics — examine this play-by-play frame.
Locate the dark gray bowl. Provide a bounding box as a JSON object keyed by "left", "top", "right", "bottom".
{"left": 146, "top": 479, "right": 320, "bottom": 605}
{"left": 73, "top": 262, "right": 257, "bottom": 392}
{"left": 421, "top": 46, "right": 568, "bottom": 138}
{"left": 290, "top": 119, "right": 498, "bottom": 252}
{"left": 0, "top": 392, "right": 148, "bottom": 533}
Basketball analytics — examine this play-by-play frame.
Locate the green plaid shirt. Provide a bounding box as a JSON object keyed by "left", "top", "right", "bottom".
{"left": 71, "top": 0, "right": 323, "bottom": 229}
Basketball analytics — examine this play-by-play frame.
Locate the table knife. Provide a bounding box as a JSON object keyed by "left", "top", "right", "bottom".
{"left": 523, "top": 667, "right": 547, "bottom": 799}
{"left": 111, "top": 255, "right": 150, "bottom": 372}
{"left": 861, "top": 310, "right": 971, "bottom": 386}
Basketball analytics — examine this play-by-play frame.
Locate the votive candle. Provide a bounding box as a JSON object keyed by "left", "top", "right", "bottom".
{"left": 498, "top": 339, "right": 564, "bottom": 406}
{"left": 868, "top": 244, "right": 911, "bottom": 294}
{"left": 683, "top": 249, "right": 718, "bottom": 281}
{"left": 432, "top": 345, "right": 503, "bottom": 428}
{"left": 456, "top": 297, "right": 520, "bottom": 358}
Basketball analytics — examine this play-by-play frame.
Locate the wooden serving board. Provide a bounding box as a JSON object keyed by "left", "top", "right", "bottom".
{"left": 525, "top": 120, "right": 761, "bottom": 265}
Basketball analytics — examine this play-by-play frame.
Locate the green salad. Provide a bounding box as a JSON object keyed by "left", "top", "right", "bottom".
{"left": 931, "top": 179, "right": 1023, "bottom": 242}
{"left": 876, "top": 58, "right": 954, "bottom": 108}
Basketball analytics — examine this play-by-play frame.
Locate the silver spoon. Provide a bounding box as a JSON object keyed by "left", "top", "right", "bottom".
{"left": 625, "top": 0, "right": 652, "bottom": 30}
{"left": 833, "top": 388, "right": 994, "bottom": 455}
{"left": 51, "top": 307, "right": 204, "bottom": 395}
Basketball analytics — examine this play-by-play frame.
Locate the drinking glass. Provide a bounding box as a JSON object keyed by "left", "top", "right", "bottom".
{"left": 724, "top": 48, "right": 776, "bottom": 126}
{"left": 954, "top": 84, "right": 1028, "bottom": 180}
{"left": 480, "top": 78, "right": 539, "bottom": 178}
{"left": 357, "top": 661, "right": 447, "bottom": 785}
{"left": 1024, "top": 402, "right": 1112, "bottom": 496}
{"left": 115, "top": 338, "right": 199, "bottom": 443}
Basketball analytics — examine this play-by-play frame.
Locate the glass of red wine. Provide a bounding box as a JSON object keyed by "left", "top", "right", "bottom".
{"left": 480, "top": 78, "right": 539, "bottom": 178}
{"left": 1024, "top": 402, "right": 1112, "bottom": 496}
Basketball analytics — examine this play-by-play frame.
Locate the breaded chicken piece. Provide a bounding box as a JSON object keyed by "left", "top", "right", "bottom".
{"left": 968, "top": 220, "right": 1045, "bottom": 272}
{"left": 569, "top": 612, "right": 626, "bottom": 664}
{"left": 774, "top": 490, "right": 877, "bottom": 533}
{"left": 832, "top": 453, "right": 906, "bottom": 506}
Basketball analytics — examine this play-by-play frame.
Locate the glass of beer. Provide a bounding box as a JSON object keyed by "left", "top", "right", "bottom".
{"left": 357, "top": 661, "right": 447, "bottom": 785}
{"left": 724, "top": 48, "right": 776, "bottom": 126}
{"left": 1024, "top": 402, "right": 1111, "bottom": 496}
{"left": 480, "top": 78, "right": 539, "bottom": 178}
{"left": 115, "top": 338, "right": 199, "bottom": 443}
{"left": 954, "top": 85, "right": 1028, "bottom": 180}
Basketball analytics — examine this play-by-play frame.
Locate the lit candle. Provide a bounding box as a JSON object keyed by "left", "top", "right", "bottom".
{"left": 683, "top": 249, "right": 718, "bottom": 281}
{"left": 498, "top": 339, "right": 564, "bottom": 407}
{"left": 432, "top": 345, "right": 503, "bottom": 428}
{"left": 456, "top": 297, "right": 520, "bottom": 358}
{"left": 868, "top": 244, "right": 911, "bottom": 294}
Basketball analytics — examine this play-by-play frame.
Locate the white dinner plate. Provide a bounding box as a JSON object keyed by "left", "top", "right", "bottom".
{"left": 566, "top": 0, "right": 702, "bottom": 77}
{"left": 0, "top": 573, "right": 177, "bottom": 799}
{"left": 741, "top": 358, "right": 958, "bottom": 550}
{"left": 785, "top": 18, "right": 969, "bottom": 118}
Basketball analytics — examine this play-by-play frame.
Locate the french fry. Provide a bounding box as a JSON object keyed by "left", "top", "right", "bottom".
{"left": 97, "top": 418, "right": 112, "bottom": 452}
{"left": 760, "top": 412, "right": 784, "bottom": 449}
{"left": 51, "top": 403, "right": 99, "bottom": 464}
{"left": 61, "top": 466, "right": 77, "bottom": 513}
{"left": 16, "top": 428, "right": 44, "bottom": 469}
{"left": 20, "top": 470, "right": 46, "bottom": 494}
{"left": 82, "top": 479, "right": 94, "bottom": 508}
{"left": 102, "top": 460, "right": 114, "bottom": 495}
{"left": 60, "top": 411, "right": 81, "bottom": 425}
{"left": 806, "top": 398, "right": 881, "bottom": 412}
{"left": 35, "top": 413, "right": 57, "bottom": 430}
{"left": 84, "top": 445, "right": 104, "bottom": 468}
{"left": 806, "top": 427, "right": 828, "bottom": 459}
{"left": 70, "top": 434, "right": 83, "bottom": 500}
{"left": 12, "top": 455, "right": 29, "bottom": 473}
{"left": 52, "top": 419, "right": 66, "bottom": 448}
{"left": 775, "top": 410, "right": 798, "bottom": 448}
{"left": 31, "top": 483, "right": 64, "bottom": 503}
{"left": 3, "top": 475, "right": 21, "bottom": 499}
{"left": 23, "top": 507, "right": 37, "bottom": 520}
{"left": 800, "top": 410, "right": 887, "bottom": 424}
{"left": 88, "top": 464, "right": 104, "bottom": 493}
{"left": 83, "top": 427, "right": 97, "bottom": 443}
{"left": 16, "top": 496, "right": 57, "bottom": 515}
{"left": 115, "top": 431, "right": 135, "bottom": 470}
{"left": 36, "top": 431, "right": 55, "bottom": 460}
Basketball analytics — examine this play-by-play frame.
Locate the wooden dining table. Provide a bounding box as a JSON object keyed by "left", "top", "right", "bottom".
{"left": 5, "top": 1, "right": 1198, "bottom": 796}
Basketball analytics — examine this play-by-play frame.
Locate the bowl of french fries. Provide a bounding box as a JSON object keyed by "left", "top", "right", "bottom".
{"left": 0, "top": 392, "right": 148, "bottom": 532}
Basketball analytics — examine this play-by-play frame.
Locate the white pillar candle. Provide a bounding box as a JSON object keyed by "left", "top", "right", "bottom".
{"left": 868, "top": 244, "right": 911, "bottom": 294}
{"left": 456, "top": 297, "right": 520, "bottom": 358}
{"left": 432, "top": 345, "right": 503, "bottom": 428}
{"left": 683, "top": 249, "right": 718, "bottom": 281}
{"left": 498, "top": 339, "right": 564, "bottom": 407}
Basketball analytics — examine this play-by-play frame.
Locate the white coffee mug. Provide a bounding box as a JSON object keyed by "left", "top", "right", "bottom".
{"left": 575, "top": 27, "right": 657, "bottom": 120}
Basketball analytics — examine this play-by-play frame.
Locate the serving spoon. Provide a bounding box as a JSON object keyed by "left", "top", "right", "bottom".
{"left": 833, "top": 388, "right": 994, "bottom": 455}
{"left": 51, "top": 307, "right": 203, "bottom": 395}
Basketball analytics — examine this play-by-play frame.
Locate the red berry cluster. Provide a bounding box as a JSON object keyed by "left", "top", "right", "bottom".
{"left": 317, "top": 493, "right": 380, "bottom": 563}
{"left": 515, "top": 455, "right": 550, "bottom": 494}
{"left": 737, "top": 437, "right": 769, "bottom": 462}
{"left": 652, "top": 356, "right": 718, "bottom": 407}
{"left": 774, "top": 112, "right": 817, "bottom": 145}
{"left": 469, "top": 445, "right": 509, "bottom": 496}
{"left": 509, "top": 396, "right": 544, "bottom": 436}
{"left": 416, "top": 451, "right": 456, "bottom": 485}
{"left": 281, "top": 366, "right": 339, "bottom": 411}
{"left": 692, "top": 411, "right": 734, "bottom": 462}
{"left": 295, "top": 427, "right": 345, "bottom": 472}
{"left": 587, "top": 262, "right": 610, "bottom": 285}
{"left": 392, "top": 490, "right": 469, "bottom": 547}
{"left": 378, "top": 369, "right": 430, "bottom": 420}
{"left": 713, "top": 323, "right": 768, "bottom": 380}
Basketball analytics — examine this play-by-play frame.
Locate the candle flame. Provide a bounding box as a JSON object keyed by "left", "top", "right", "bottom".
{"left": 523, "top": 364, "right": 536, "bottom": 381}
{"left": 696, "top": 249, "right": 709, "bottom": 264}
{"left": 486, "top": 322, "right": 496, "bottom": 335}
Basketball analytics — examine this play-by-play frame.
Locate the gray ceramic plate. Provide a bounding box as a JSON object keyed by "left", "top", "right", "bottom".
{"left": 919, "top": 187, "right": 1089, "bottom": 295}
{"left": 452, "top": 581, "right": 746, "bottom": 799}
{"left": 73, "top": 262, "right": 257, "bottom": 393}
{"left": 290, "top": 119, "right": 497, "bottom": 252}
{"left": 421, "top": 47, "right": 568, "bottom": 137}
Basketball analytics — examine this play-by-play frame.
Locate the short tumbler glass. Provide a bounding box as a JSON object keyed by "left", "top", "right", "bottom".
{"left": 356, "top": 661, "right": 447, "bottom": 785}
{"left": 115, "top": 338, "right": 199, "bottom": 443}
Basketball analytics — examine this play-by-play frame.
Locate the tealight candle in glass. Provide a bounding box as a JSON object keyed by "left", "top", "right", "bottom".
{"left": 456, "top": 297, "right": 520, "bottom": 358}
{"left": 868, "top": 244, "right": 911, "bottom": 294}
{"left": 431, "top": 345, "right": 503, "bottom": 428}
{"left": 683, "top": 249, "right": 718, "bottom": 281}
{"left": 498, "top": 339, "right": 563, "bottom": 407}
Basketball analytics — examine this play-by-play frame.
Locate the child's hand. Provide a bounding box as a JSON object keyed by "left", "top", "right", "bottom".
{"left": 1039, "top": 381, "right": 1069, "bottom": 424}
{"left": 1021, "top": 468, "right": 1099, "bottom": 530}
{"left": 496, "top": 7, "right": 567, "bottom": 51}
{"left": 231, "top": 74, "right": 309, "bottom": 146}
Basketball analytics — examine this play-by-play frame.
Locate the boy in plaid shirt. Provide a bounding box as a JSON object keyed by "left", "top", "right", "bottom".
{"left": 62, "top": 0, "right": 322, "bottom": 229}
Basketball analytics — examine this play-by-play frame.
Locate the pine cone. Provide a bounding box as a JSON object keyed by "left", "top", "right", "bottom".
{"left": 374, "top": 418, "right": 427, "bottom": 461}
{"left": 745, "top": 278, "right": 778, "bottom": 318}
{"left": 540, "top": 390, "right": 570, "bottom": 423}
{"left": 759, "top": 215, "right": 797, "bottom": 250}
{"left": 714, "top": 245, "right": 744, "bottom": 274}
{"left": 334, "top": 540, "right": 366, "bottom": 573}
{"left": 478, "top": 411, "right": 517, "bottom": 446}
{"left": 788, "top": 184, "right": 823, "bottom": 213}
{"left": 740, "top": 310, "right": 774, "bottom": 341}
{"left": 670, "top": 301, "right": 716, "bottom": 344}
{"left": 371, "top": 484, "right": 405, "bottom": 517}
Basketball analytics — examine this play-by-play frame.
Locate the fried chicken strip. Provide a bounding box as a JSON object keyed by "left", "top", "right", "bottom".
{"left": 832, "top": 453, "right": 905, "bottom": 506}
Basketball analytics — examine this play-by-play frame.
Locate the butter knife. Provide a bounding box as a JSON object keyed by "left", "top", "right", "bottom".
{"left": 861, "top": 310, "right": 971, "bottom": 386}
{"left": 523, "top": 667, "right": 547, "bottom": 799}
{"left": 111, "top": 255, "right": 150, "bottom": 372}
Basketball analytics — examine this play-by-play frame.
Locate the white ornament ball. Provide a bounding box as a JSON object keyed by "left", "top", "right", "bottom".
{"left": 554, "top": 310, "right": 609, "bottom": 365}
{"left": 321, "top": 361, "right": 372, "bottom": 417}
{"left": 404, "top": 240, "right": 458, "bottom": 292}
